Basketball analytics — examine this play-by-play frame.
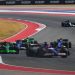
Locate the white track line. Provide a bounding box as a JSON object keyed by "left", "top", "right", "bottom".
{"left": 0, "top": 10, "right": 75, "bottom": 15}
{"left": 25, "top": 20, "right": 46, "bottom": 37}
{"left": 0, "top": 56, "right": 4, "bottom": 64}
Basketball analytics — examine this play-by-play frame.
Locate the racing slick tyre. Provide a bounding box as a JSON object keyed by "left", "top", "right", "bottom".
{"left": 61, "top": 23, "right": 69, "bottom": 27}
{"left": 60, "top": 47, "right": 69, "bottom": 58}
{"left": 61, "top": 23, "right": 65, "bottom": 27}
{"left": 67, "top": 51, "right": 70, "bottom": 56}
{"left": 69, "top": 42, "right": 72, "bottom": 48}
{"left": 15, "top": 49, "right": 19, "bottom": 54}
{"left": 37, "top": 47, "right": 46, "bottom": 57}
{"left": 26, "top": 48, "right": 36, "bottom": 57}
{"left": 26, "top": 45, "right": 40, "bottom": 57}
{"left": 61, "top": 51, "right": 68, "bottom": 58}
{"left": 63, "top": 42, "right": 68, "bottom": 48}
{"left": 26, "top": 49, "right": 32, "bottom": 57}
{"left": 26, "top": 50, "right": 35, "bottom": 57}
{"left": 61, "top": 50, "right": 69, "bottom": 58}
{"left": 14, "top": 47, "right": 19, "bottom": 54}
{"left": 61, "top": 54, "right": 68, "bottom": 58}
{"left": 63, "top": 42, "right": 71, "bottom": 48}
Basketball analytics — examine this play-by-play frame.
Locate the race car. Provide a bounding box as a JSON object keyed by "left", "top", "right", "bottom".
{"left": 16, "top": 38, "right": 38, "bottom": 50}
{"left": 61, "top": 20, "right": 75, "bottom": 27}
{"left": 51, "top": 39, "right": 72, "bottom": 49}
{"left": 0, "top": 42, "right": 19, "bottom": 54}
{"left": 26, "top": 42, "right": 70, "bottom": 58}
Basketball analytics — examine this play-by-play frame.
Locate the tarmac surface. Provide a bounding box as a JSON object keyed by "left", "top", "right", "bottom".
{"left": 0, "top": 70, "right": 70, "bottom": 75}
{"left": 0, "top": 8, "right": 75, "bottom": 75}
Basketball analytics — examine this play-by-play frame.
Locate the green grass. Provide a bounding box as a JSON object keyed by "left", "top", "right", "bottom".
{"left": 0, "top": 20, "right": 26, "bottom": 40}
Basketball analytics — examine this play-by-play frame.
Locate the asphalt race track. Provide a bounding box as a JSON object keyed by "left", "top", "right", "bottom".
{"left": 0, "top": 13, "right": 75, "bottom": 71}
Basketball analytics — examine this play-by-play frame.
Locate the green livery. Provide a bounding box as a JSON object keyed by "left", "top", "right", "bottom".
{"left": 0, "top": 50, "right": 16, "bottom": 53}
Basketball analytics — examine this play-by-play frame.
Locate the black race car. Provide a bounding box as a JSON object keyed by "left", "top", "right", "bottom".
{"left": 26, "top": 43, "right": 70, "bottom": 58}
{"left": 61, "top": 20, "right": 75, "bottom": 27}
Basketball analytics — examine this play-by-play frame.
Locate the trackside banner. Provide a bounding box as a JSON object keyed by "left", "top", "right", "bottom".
{"left": 0, "top": 0, "right": 75, "bottom": 5}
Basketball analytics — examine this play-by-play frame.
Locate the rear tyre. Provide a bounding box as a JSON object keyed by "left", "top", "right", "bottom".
{"left": 61, "top": 51, "right": 68, "bottom": 58}
{"left": 37, "top": 48, "right": 45, "bottom": 57}
{"left": 61, "top": 23, "right": 65, "bottom": 27}
{"left": 61, "top": 54, "right": 68, "bottom": 58}
{"left": 69, "top": 42, "right": 72, "bottom": 48}
{"left": 60, "top": 48, "right": 68, "bottom": 58}
{"left": 26, "top": 48, "right": 35, "bottom": 57}
{"left": 26, "top": 50, "right": 32, "bottom": 57}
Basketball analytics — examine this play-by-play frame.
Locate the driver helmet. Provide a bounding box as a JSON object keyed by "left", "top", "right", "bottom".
{"left": 58, "top": 38, "right": 63, "bottom": 42}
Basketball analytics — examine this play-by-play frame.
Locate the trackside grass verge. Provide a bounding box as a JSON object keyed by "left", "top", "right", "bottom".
{"left": 0, "top": 20, "right": 26, "bottom": 40}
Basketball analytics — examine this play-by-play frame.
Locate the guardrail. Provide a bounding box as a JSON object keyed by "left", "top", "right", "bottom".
{"left": 0, "top": 0, "right": 75, "bottom": 5}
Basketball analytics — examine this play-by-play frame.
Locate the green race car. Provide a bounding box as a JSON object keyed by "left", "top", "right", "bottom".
{"left": 0, "top": 42, "right": 19, "bottom": 54}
